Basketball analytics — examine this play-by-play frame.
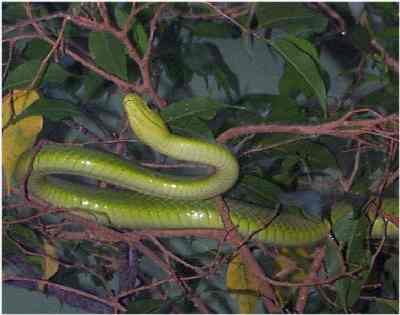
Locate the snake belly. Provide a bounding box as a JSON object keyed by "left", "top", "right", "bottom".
{"left": 14, "top": 94, "right": 398, "bottom": 246}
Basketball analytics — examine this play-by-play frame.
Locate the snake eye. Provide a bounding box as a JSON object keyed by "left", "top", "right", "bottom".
{"left": 124, "top": 94, "right": 168, "bottom": 131}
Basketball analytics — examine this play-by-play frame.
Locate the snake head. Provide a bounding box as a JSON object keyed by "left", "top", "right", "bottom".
{"left": 123, "top": 94, "right": 170, "bottom": 143}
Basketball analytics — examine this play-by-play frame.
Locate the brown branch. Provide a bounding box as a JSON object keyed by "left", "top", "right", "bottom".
{"left": 19, "top": 5, "right": 167, "bottom": 107}
{"left": 2, "top": 40, "right": 15, "bottom": 81}
{"left": 171, "top": 4, "right": 249, "bottom": 21}
{"left": 340, "top": 142, "right": 361, "bottom": 192}
{"left": 217, "top": 111, "right": 398, "bottom": 144}
{"left": 310, "top": 2, "right": 346, "bottom": 34}
{"left": 122, "top": 3, "right": 138, "bottom": 34}
{"left": 4, "top": 12, "right": 65, "bottom": 34}
{"left": 215, "top": 197, "right": 282, "bottom": 313}
{"left": 97, "top": 2, "right": 110, "bottom": 27}
{"left": 370, "top": 39, "right": 399, "bottom": 73}
{"left": 295, "top": 246, "right": 326, "bottom": 313}
{"left": 310, "top": 3, "right": 398, "bottom": 73}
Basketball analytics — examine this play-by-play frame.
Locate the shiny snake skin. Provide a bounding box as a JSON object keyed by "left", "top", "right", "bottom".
{"left": 14, "top": 94, "right": 398, "bottom": 246}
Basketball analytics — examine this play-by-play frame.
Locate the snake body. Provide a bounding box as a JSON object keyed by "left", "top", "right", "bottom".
{"left": 14, "top": 94, "right": 398, "bottom": 246}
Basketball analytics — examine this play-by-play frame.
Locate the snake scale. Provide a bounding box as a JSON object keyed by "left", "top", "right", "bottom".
{"left": 14, "top": 94, "right": 398, "bottom": 246}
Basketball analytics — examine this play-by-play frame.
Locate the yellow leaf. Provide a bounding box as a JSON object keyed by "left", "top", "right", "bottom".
{"left": 226, "top": 254, "right": 259, "bottom": 314}
{"left": 38, "top": 239, "right": 59, "bottom": 291}
{"left": 2, "top": 90, "right": 42, "bottom": 194}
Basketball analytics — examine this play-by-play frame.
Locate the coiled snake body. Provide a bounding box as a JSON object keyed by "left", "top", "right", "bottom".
{"left": 14, "top": 95, "right": 398, "bottom": 246}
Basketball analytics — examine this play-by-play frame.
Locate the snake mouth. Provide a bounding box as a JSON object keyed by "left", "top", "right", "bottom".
{"left": 123, "top": 94, "right": 166, "bottom": 131}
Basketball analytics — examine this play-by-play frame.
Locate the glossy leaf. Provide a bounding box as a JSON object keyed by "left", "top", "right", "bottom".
{"left": 284, "top": 35, "right": 320, "bottom": 64}
{"left": 161, "top": 97, "right": 231, "bottom": 140}
{"left": 2, "top": 90, "right": 42, "bottom": 193}
{"left": 5, "top": 60, "right": 71, "bottom": 91}
{"left": 15, "top": 98, "right": 81, "bottom": 122}
{"left": 271, "top": 38, "right": 327, "bottom": 116}
{"left": 89, "top": 31, "right": 128, "bottom": 80}
{"left": 133, "top": 21, "right": 148, "bottom": 56}
{"left": 256, "top": 3, "right": 328, "bottom": 35}
{"left": 226, "top": 254, "right": 259, "bottom": 314}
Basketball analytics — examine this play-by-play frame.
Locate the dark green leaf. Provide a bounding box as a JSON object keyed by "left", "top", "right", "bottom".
{"left": 271, "top": 38, "right": 327, "bottom": 116}
{"left": 256, "top": 3, "right": 328, "bottom": 35}
{"left": 23, "top": 39, "right": 52, "bottom": 60}
{"left": 213, "top": 65, "right": 240, "bottom": 99}
{"left": 3, "top": 3, "right": 26, "bottom": 23}
{"left": 234, "top": 175, "right": 282, "bottom": 205}
{"left": 161, "top": 97, "right": 229, "bottom": 140}
{"left": 239, "top": 94, "right": 305, "bottom": 123}
{"left": 325, "top": 240, "right": 344, "bottom": 277}
{"left": 161, "top": 97, "right": 228, "bottom": 122}
{"left": 284, "top": 36, "right": 320, "bottom": 64}
{"left": 15, "top": 98, "right": 81, "bottom": 122}
{"left": 4, "top": 60, "right": 71, "bottom": 90}
{"left": 349, "top": 25, "right": 371, "bottom": 51}
{"left": 127, "top": 298, "right": 164, "bottom": 314}
{"left": 183, "top": 43, "right": 222, "bottom": 76}
{"left": 185, "top": 20, "right": 239, "bottom": 38}
{"left": 279, "top": 64, "right": 314, "bottom": 99}
{"left": 8, "top": 224, "right": 41, "bottom": 249}
{"left": 133, "top": 21, "right": 148, "bottom": 56}
{"left": 88, "top": 31, "right": 127, "bottom": 80}
{"left": 183, "top": 42, "right": 239, "bottom": 97}
{"left": 335, "top": 215, "right": 370, "bottom": 309}
{"left": 82, "top": 72, "right": 105, "bottom": 102}
{"left": 369, "top": 298, "right": 399, "bottom": 314}
{"left": 114, "top": 5, "right": 129, "bottom": 30}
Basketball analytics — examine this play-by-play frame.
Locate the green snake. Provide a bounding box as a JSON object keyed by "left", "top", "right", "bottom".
{"left": 14, "top": 94, "right": 398, "bottom": 246}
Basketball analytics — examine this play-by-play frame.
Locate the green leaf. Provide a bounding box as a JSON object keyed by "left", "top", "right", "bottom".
{"left": 161, "top": 97, "right": 228, "bottom": 141}
{"left": 183, "top": 42, "right": 239, "bottom": 97}
{"left": 5, "top": 60, "right": 71, "bottom": 91}
{"left": 239, "top": 94, "right": 305, "bottom": 123}
{"left": 3, "top": 3, "right": 26, "bottom": 23}
{"left": 161, "top": 97, "right": 228, "bottom": 122}
{"left": 114, "top": 5, "right": 129, "bottom": 30}
{"left": 185, "top": 20, "right": 239, "bottom": 38}
{"left": 82, "top": 72, "right": 105, "bottom": 102}
{"left": 370, "top": 298, "right": 399, "bottom": 314}
{"left": 8, "top": 224, "right": 41, "bottom": 248}
{"left": 335, "top": 215, "right": 370, "bottom": 309}
{"left": 213, "top": 66, "right": 239, "bottom": 99}
{"left": 88, "top": 31, "right": 127, "bottom": 80}
{"left": 256, "top": 3, "right": 328, "bottom": 35}
{"left": 127, "top": 298, "right": 164, "bottom": 314}
{"left": 15, "top": 98, "right": 81, "bottom": 122}
{"left": 284, "top": 36, "right": 320, "bottom": 64}
{"left": 271, "top": 38, "right": 327, "bottom": 117}
{"left": 23, "top": 39, "right": 52, "bottom": 60}
{"left": 133, "top": 21, "right": 148, "bottom": 56}
{"left": 234, "top": 175, "right": 282, "bottom": 205}
{"left": 349, "top": 25, "right": 371, "bottom": 51}
{"left": 325, "top": 240, "right": 344, "bottom": 277}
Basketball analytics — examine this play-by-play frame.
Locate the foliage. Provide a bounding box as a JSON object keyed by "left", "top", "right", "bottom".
{"left": 2, "top": 2, "right": 398, "bottom": 314}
